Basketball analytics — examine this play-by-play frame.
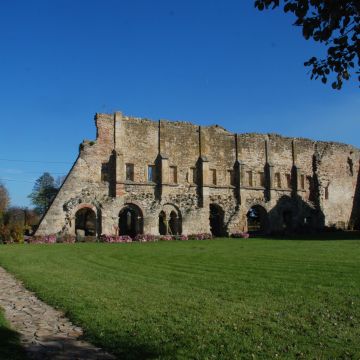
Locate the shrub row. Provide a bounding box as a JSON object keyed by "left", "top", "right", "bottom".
{"left": 5, "top": 232, "right": 250, "bottom": 245}
{"left": 231, "top": 232, "right": 250, "bottom": 239}
{"left": 19, "top": 232, "right": 215, "bottom": 244}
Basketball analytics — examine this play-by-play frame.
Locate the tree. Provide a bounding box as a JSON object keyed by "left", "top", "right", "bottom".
{"left": 28, "top": 172, "right": 58, "bottom": 214}
{"left": 255, "top": 0, "right": 360, "bottom": 89}
{"left": 0, "top": 182, "right": 10, "bottom": 224}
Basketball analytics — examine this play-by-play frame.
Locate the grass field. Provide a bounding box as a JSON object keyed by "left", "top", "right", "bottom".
{"left": 0, "top": 239, "right": 359, "bottom": 359}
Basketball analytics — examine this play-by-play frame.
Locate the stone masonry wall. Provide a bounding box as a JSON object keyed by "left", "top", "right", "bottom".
{"left": 36, "top": 111, "right": 360, "bottom": 237}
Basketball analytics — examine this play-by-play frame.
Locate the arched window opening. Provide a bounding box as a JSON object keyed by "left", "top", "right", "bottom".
{"left": 119, "top": 204, "right": 143, "bottom": 238}
{"left": 169, "top": 211, "right": 180, "bottom": 235}
{"left": 159, "top": 205, "right": 182, "bottom": 235}
{"left": 247, "top": 205, "right": 268, "bottom": 234}
{"left": 159, "top": 211, "right": 167, "bottom": 235}
{"left": 75, "top": 208, "right": 97, "bottom": 236}
{"left": 209, "top": 204, "right": 225, "bottom": 237}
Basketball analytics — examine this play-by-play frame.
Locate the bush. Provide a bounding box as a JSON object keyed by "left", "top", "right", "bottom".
{"left": 57, "top": 234, "right": 76, "bottom": 243}
{"left": 99, "top": 235, "right": 132, "bottom": 243}
{"left": 231, "top": 232, "right": 250, "bottom": 239}
{"left": 188, "top": 233, "right": 213, "bottom": 240}
{"left": 27, "top": 235, "right": 57, "bottom": 244}
{"left": 134, "top": 234, "right": 159, "bottom": 242}
{"left": 0, "top": 224, "right": 11, "bottom": 244}
{"left": 158, "top": 235, "right": 173, "bottom": 241}
{"left": 0, "top": 223, "right": 25, "bottom": 243}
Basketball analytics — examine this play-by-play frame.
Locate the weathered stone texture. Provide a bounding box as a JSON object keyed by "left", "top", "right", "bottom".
{"left": 36, "top": 112, "right": 360, "bottom": 237}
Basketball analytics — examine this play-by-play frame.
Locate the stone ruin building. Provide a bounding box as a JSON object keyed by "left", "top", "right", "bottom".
{"left": 36, "top": 111, "right": 360, "bottom": 237}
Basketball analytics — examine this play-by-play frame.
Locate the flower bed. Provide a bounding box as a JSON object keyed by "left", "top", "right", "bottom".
{"left": 99, "top": 235, "right": 132, "bottom": 243}
{"left": 231, "top": 232, "right": 250, "bottom": 239}
{"left": 7, "top": 232, "right": 217, "bottom": 245}
{"left": 187, "top": 233, "right": 213, "bottom": 240}
{"left": 26, "top": 235, "right": 57, "bottom": 244}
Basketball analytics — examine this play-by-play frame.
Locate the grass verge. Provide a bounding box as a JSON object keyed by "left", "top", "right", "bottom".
{"left": 0, "top": 238, "right": 359, "bottom": 359}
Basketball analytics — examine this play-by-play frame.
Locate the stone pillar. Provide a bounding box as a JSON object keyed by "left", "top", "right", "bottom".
{"left": 115, "top": 151, "right": 125, "bottom": 197}
{"left": 291, "top": 140, "right": 299, "bottom": 195}
{"left": 159, "top": 155, "right": 169, "bottom": 184}
{"left": 265, "top": 162, "right": 274, "bottom": 201}
{"left": 265, "top": 137, "right": 273, "bottom": 201}
{"left": 114, "top": 111, "right": 123, "bottom": 150}
{"left": 113, "top": 112, "right": 125, "bottom": 197}
{"left": 197, "top": 156, "right": 210, "bottom": 208}
{"left": 233, "top": 160, "right": 241, "bottom": 205}
{"left": 155, "top": 154, "right": 169, "bottom": 201}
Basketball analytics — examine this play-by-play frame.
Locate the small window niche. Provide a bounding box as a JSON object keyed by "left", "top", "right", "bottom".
{"left": 325, "top": 184, "right": 329, "bottom": 200}
{"left": 259, "top": 172, "right": 265, "bottom": 187}
{"left": 101, "top": 163, "right": 109, "bottom": 182}
{"left": 300, "top": 174, "right": 305, "bottom": 190}
{"left": 246, "top": 171, "right": 253, "bottom": 187}
{"left": 274, "top": 172, "right": 281, "bottom": 188}
{"left": 189, "top": 167, "right": 197, "bottom": 184}
{"left": 147, "top": 165, "right": 156, "bottom": 182}
{"left": 170, "top": 166, "right": 178, "bottom": 184}
{"left": 125, "top": 163, "right": 134, "bottom": 181}
{"left": 210, "top": 169, "right": 217, "bottom": 185}
{"left": 286, "top": 174, "right": 291, "bottom": 189}
{"left": 228, "top": 169, "right": 236, "bottom": 186}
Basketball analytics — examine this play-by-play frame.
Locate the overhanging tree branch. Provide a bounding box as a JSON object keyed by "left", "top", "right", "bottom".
{"left": 255, "top": 0, "right": 360, "bottom": 89}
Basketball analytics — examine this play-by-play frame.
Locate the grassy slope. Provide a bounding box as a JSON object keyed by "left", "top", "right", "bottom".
{"left": 0, "top": 239, "right": 359, "bottom": 359}
{"left": 0, "top": 309, "right": 26, "bottom": 360}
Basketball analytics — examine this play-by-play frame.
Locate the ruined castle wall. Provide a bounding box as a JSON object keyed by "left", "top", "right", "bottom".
{"left": 122, "top": 117, "right": 158, "bottom": 183}
{"left": 36, "top": 114, "right": 115, "bottom": 235}
{"left": 317, "top": 143, "right": 360, "bottom": 228}
{"left": 268, "top": 134, "right": 293, "bottom": 193}
{"left": 35, "top": 111, "right": 360, "bottom": 237}
{"left": 160, "top": 120, "right": 199, "bottom": 182}
{"left": 294, "top": 138, "right": 315, "bottom": 202}
{"left": 202, "top": 126, "right": 235, "bottom": 186}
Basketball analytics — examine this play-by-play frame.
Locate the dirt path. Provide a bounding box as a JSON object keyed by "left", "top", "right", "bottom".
{"left": 0, "top": 266, "right": 115, "bottom": 360}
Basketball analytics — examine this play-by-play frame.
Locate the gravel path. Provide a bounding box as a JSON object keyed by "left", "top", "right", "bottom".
{"left": 0, "top": 266, "right": 115, "bottom": 360}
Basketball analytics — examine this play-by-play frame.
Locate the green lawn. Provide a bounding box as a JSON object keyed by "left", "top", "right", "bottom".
{"left": 0, "top": 309, "right": 26, "bottom": 360}
{"left": 0, "top": 239, "right": 359, "bottom": 359}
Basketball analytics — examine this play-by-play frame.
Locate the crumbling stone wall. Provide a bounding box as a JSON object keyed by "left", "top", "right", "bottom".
{"left": 36, "top": 111, "right": 360, "bottom": 237}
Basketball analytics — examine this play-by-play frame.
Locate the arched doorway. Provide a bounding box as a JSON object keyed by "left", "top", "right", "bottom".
{"left": 247, "top": 205, "right": 268, "bottom": 234}
{"left": 159, "top": 211, "right": 167, "bottom": 235}
{"left": 283, "top": 210, "right": 293, "bottom": 230}
{"left": 75, "top": 208, "right": 97, "bottom": 236}
{"left": 119, "top": 204, "right": 143, "bottom": 238}
{"left": 209, "top": 204, "right": 225, "bottom": 237}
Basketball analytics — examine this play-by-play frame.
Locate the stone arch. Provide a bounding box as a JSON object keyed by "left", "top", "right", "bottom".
{"left": 209, "top": 203, "right": 226, "bottom": 237}
{"left": 118, "top": 203, "right": 144, "bottom": 238}
{"left": 246, "top": 204, "right": 268, "bottom": 234}
{"left": 75, "top": 206, "right": 98, "bottom": 237}
{"left": 159, "top": 204, "right": 182, "bottom": 235}
{"left": 159, "top": 211, "right": 167, "bottom": 235}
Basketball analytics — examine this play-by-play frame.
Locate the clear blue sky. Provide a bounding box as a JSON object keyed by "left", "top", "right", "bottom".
{"left": 0, "top": 0, "right": 359, "bottom": 207}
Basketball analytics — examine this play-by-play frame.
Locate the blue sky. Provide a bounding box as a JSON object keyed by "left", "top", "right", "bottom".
{"left": 0, "top": 0, "right": 359, "bottom": 207}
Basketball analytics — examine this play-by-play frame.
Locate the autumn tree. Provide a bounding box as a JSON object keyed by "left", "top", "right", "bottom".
{"left": 0, "top": 182, "right": 10, "bottom": 224}
{"left": 255, "top": 0, "right": 360, "bottom": 89}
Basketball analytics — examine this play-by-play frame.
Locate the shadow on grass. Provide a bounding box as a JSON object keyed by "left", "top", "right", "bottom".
{"left": 254, "top": 230, "right": 360, "bottom": 241}
{"left": 7, "top": 333, "right": 163, "bottom": 360}
{"left": 0, "top": 325, "right": 26, "bottom": 360}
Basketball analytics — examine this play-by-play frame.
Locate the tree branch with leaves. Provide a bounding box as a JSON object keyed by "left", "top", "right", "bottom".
{"left": 255, "top": 0, "right": 359, "bottom": 89}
